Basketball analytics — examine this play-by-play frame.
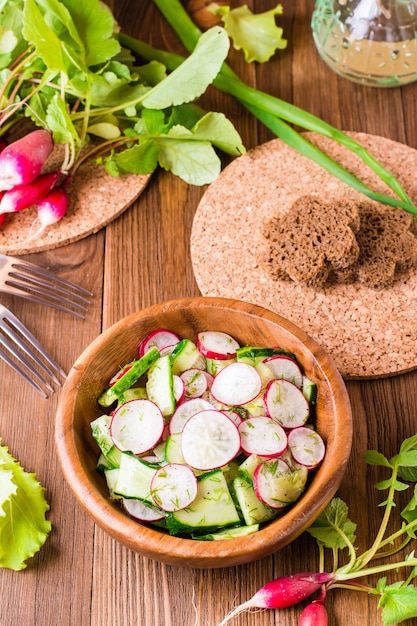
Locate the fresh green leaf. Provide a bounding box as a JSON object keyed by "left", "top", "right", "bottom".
{"left": 401, "top": 487, "right": 417, "bottom": 535}
{"left": 103, "top": 139, "right": 160, "bottom": 176}
{"left": 306, "top": 497, "right": 357, "bottom": 549}
{"left": 192, "top": 112, "right": 246, "bottom": 156}
{"left": 142, "top": 26, "right": 229, "bottom": 109}
{"left": 157, "top": 131, "right": 221, "bottom": 185}
{"left": 396, "top": 451, "right": 417, "bottom": 468}
{"left": 364, "top": 450, "right": 393, "bottom": 468}
{"left": 46, "top": 93, "right": 79, "bottom": 145}
{"left": 378, "top": 584, "right": 417, "bottom": 625}
{"left": 214, "top": 3, "right": 287, "bottom": 63}
{"left": 399, "top": 434, "right": 417, "bottom": 453}
{"left": 0, "top": 441, "right": 51, "bottom": 571}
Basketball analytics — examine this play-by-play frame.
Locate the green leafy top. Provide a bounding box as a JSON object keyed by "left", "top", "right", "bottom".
{"left": 212, "top": 3, "right": 287, "bottom": 63}
{"left": 0, "top": 0, "right": 245, "bottom": 186}
{"left": 306, "top": 434, "right": 417, "bottom": 625}
{"left": 0, "top": 440, "right": 51, "bottom": 571}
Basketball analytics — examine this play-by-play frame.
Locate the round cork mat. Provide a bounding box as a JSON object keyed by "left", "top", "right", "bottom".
{"left": 191, "top": 131, "right": 417, "bottom": 379}
{"left": 0, "top": 158, "right": 150, "bottom": 255}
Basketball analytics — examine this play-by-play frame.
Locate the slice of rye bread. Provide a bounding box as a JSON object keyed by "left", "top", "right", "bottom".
{"left": 331, "top": 202, "right": 417, "bottom": 288}
{"left": 264, "top": 195, "right": 361, "bottom": 287}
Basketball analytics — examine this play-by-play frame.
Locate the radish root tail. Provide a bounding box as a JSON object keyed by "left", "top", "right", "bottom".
{"left": 217, "top": 600, "right": 265, "bottom": 626}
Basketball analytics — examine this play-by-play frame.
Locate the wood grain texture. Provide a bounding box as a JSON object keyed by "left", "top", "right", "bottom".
{"left": 1, "top": 0, "right": 417, "bottom": 625}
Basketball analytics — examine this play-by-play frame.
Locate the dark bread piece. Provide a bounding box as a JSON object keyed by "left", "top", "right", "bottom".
{"left": 265, "top": 195, "right": 360, "bottom": 287}
{"left": 331, "top": 202, "right": 417, "bottom": 288}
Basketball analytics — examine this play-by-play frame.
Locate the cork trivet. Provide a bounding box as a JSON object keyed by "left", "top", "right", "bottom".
{"left": 190, "top": 132, "right": 417, "bottom": 379}
{"left": 0, "top": 157, "right": 150, "bottom": 255}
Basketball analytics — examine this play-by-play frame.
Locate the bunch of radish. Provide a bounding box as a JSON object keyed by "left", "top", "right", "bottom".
{"left": 0, "top": 129, "right": 68, "bottom": 239}
{"left": 92, "top": 327, "right": 326, "bottom": 541}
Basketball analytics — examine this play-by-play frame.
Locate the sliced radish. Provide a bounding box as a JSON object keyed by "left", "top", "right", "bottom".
{"left": 150, "top": 463, "right": 197, "bottom": 511}
{"left": 138, "top": 328, "right": 181, "bottom": 357}
{"left": 110, "top": 399, "right": 164, "bottom": 454}
{"left": 264, "top": 355, "right": 303, "bottom": 388}
{"left": 238, "top": 416, "right": 287, "bottom": 457}
{"left": 264, "top": 379, "right": 310, "bottom": 428}
{"left": 287, "top": 426, "right": 326, "bottom": 468}
{"left": 211, "top": 362, "right": 262, "bottom": 406}
{"left": 180, "top": 368, "right": 208, "bottom": 398}
{"left": 181, "top": 409, "right": 241, "bottom": 470}
{"left": 173, "top": 375, "right": 186, "bottom": 403}
{"left": 254, "top": 458, "right": 308, "bottom": 508}
{"left": 123, "top": 498, "right": 165, "bottom": 522}
{"left": 222, "top": 408, "right": 244, "bottom": 427}
{"left": 197, "top": 331, "right": 240, "bottom": 359}
{"left": 169, "top": 397, "right": 214, "bottom": 434}
{"left": 109, "top": 363, "right": 133, "bottom": 386}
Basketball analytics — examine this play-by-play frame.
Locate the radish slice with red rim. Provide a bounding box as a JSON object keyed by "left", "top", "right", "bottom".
{"left": 138, "top": 328, "right": 181, "bottom": 357}
{"left": 211, "top": 362, "right": 262, "bottom": 406}
{"left": 264, "top": 379, "right": 310, "bottom": 428}
{"left": 181, "top": 409, "right": 241, "bottom": 470}
{"left": 123, "top": 498, "right": 165, "bottom": 522}
{"left": 287, "top": 426, "right": 326, "bottom": 469}
{"left": 197, "top": 331, "right": 240, "bottom": 359}
{"left": 169, "top": 397, "right": 214, "bottom": 434}
{"left": 173, "top": 375, "right": 185, "bottom": 403}
{"left": 238, "top": 416, "right": 287, "bottom": 457}
{"left": 253, "top": 458, "right": 308, "bottom": 508}
{"left": 180, "top": 368, "right": 208, "bottom": 398}
{"left": 150, "top": 463, "right": 198, "bottom": 512}
{"left": 110, "top": 399, "right": 164, "bottom": 454}
{"left": 222, "top": 408, "right": 244, "bottom": 427}
{"left": 109, "top": 363, "right": 133, "bottom": 386}
{"left": 263, "top": 355, "right": 303, "bottom": 388}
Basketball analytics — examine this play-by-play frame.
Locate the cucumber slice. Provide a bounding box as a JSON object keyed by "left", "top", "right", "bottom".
{"left": 98, "top": 347, "right": 160, "bottom": 407}
{"left": 171, "top": 339, "right": 205, "bottom": 374}
{"left": 91, "top": 415, "right": 122, "bottom": 468}
{"left": 232, "top": 475, "right": 278, "bottom": 525}
{"left": 253, "top": 459, "right": 308, "bottom": 508}
{"left": 146, "top": 354, "right": 176, "bottom": 417}
{"left": 166, "top": 470, "right": 240, "bottom": 535}
{"left": 302, "top": 375, "right": 317, "bottom": 404}
{"left": 194, "top": 524, "right": 259, "bottom": 540}
{"left": 236, "top": 346, "right": 296, "bottom": 365}
{"left": 104, "top": 468, "right": 122, "bottom": 499}
{"left": 114, "top": 453, "right": 157, "bottom": 502}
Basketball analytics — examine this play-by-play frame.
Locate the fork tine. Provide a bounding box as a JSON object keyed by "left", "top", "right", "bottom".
{"left": 1, "top": 255, "right": 93, "bottom": 318}
{"left": 0, "top": 334, "right": 54, "bottom": 394}
{"left": 1, "top": 312, "right": 67, "bottom": 381}
{"left": 0, "top": 347, "right": 49, "bottom": 398}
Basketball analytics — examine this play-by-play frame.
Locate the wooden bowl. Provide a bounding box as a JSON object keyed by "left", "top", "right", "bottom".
{"left": 55, "top": 297, "right": 352, "bottom": 568}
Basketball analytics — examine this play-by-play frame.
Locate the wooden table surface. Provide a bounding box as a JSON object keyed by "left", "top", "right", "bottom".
{"left": 1, "top": 1, "right": 417, "bottom": 625}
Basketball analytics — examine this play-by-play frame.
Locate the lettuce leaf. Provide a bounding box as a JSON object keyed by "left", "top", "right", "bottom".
{"left": 214, "top": 3, "right": 287, "bottom": 63}
{"left": 0, "top": 441, "right": 51, "bottom": 571}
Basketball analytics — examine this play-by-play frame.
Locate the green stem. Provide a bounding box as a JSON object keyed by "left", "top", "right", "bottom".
{"left": 146, "top": 0, "right": 417, "bottom": 213}
{"left": 336, "top": 558, "right": 417, "bottom": 582}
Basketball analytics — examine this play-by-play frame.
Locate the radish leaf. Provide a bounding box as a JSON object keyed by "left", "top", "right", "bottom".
{"left": 0, "top": 441, "right": 51, "bottom": 571}
{"left": 192, "top": 112, "right": 246, "bottom": 156}
{"left": 378, "top": 584, "right": 417, "bottom": 625}
{"left": 142, "top": 27, "right": 229, "bottom": 109}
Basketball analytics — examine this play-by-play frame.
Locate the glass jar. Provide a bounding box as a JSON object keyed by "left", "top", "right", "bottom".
{"left": 311, "top": 0, "right": 417, "bottom": 86}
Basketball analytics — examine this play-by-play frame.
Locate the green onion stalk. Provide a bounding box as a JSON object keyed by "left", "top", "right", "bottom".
{"left": 120, "top": 0, "right": 417, "bottom": 216}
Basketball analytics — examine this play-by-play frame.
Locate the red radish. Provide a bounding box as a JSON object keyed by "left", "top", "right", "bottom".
{"left": 218, "top": 573, "right": 333, "bottom": 626}
{"left": 0, "top": 129, "right": 54, "bottom": 190}
{"left": 123, "top": 498, "right": 165, "bottom": 522}
{"left": 288, "top": 426, "right": 326, "bottom": 469}
{"left": 196, "top": 330, "right": 240, "bottom": 359}
{"left": 173, "top": 375, "right": 186, "bottom": 403}
{"left": 110, "top": 398, "right": 164, "bottom": 454}
{"left": 150, "top": 463, "right": 198, "bottom": 511}
{"left": 181, "top": 409, "right": 240, "bottom": 470}
{"left": 238, "top": 416, "right": 287, "bottom": 457}
{"left": 138, "top": 328, "right": 181, "bottom": 357}
{"left": 169, "top": 397, "right": 214, "bottom": 434}
{"left": 298, "top": 599, "right": 328, "bottom": 625}
{"left": 0, "top": 213, "right": 4, "bottom": 228}
{"left": 0, "top": 140, "right": 7, "bottom": 153}
{"left": 27, "top": 186, "right": 68, "bottom": 241}
{"left": 264, "top": 354, "right": 303, "bottom": 387}
{"left": 180, "top": 368, "right": 208, "bottom": 398}
{"left": 264, "top": 379, "right": 310, "bottom": 428}
{"left": 109, "top": 364, "right": 133, "bottom": 386}
{"left": 211, "top": 361, "right": 262, "bottom": 406}
{"left": 0, "top": 171, "right": 60, "bottom": 215}
{"left": 253, "top": 458, "right": 308, "bottom": 508}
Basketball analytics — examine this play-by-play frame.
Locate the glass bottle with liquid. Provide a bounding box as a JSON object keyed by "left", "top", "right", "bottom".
{"left": 311, "top": 0, "right": 417, "bottom": 86}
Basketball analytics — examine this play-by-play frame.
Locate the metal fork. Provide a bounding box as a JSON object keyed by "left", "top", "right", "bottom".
{"left": 0, "top": 305, "right": 66, "bottom": 398}
{"left": 0, "top": 254, "right": 93, "bottom": 318}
